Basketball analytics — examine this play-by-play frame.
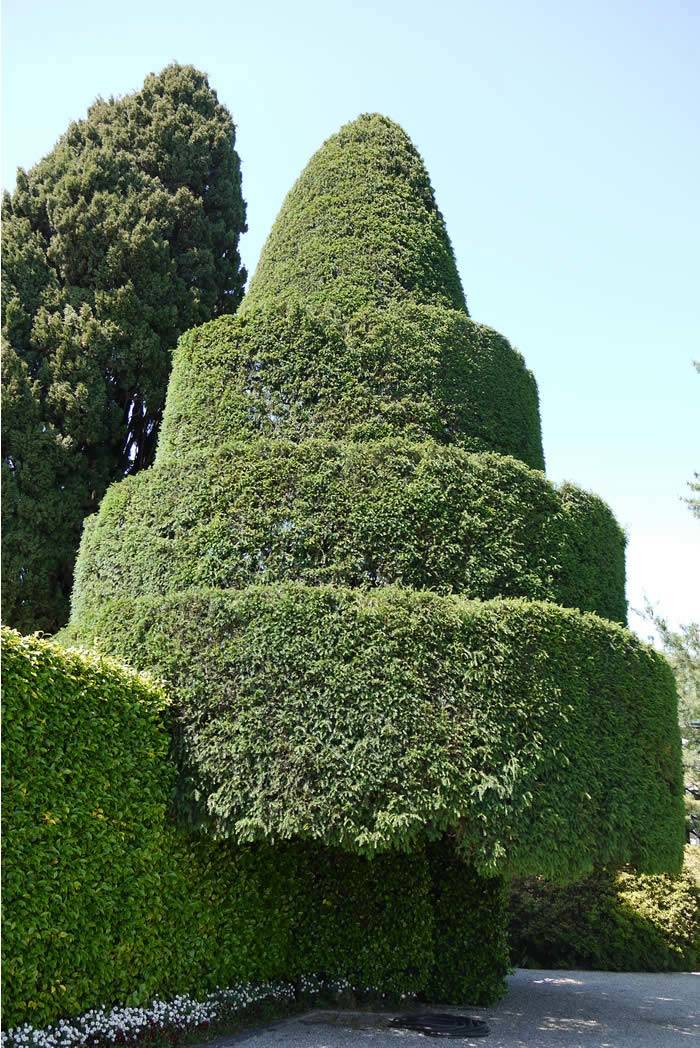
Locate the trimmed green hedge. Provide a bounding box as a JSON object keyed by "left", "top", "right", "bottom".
{"left": 155, "top": 303, "right": 544, "bottom": 470}
{"left": 2, "top": 628, "right": 508, "bottom": 1030}
{"left": 71, "top": 440, "right": 625, "bottom": 625}
{"left": 1, "top": 629, "right": 287, "bottom": 1027}
{"left": 62, "top": 585, "right": 684, "bottom": 880}
{"left": 509, "top": 847, "right": 700, "bottom": 972}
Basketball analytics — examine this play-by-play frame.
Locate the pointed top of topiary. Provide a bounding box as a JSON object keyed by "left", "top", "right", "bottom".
{"left": 153, "top": 116, "right": 544, "bottom": 467}
{"left": 244, "top": 113, "right": 468, "bottom": 320}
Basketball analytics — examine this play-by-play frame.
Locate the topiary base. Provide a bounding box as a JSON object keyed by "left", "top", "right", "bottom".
{"left": 427, "top": 837, "right": 509, "bottom": 1004}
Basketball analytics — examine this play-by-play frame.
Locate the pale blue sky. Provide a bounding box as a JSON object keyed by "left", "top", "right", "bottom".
{"left": 3, "top": 0, "right": 698, "bottom": 632}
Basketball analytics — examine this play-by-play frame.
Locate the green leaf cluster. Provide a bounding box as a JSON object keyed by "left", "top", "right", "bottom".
{"left": 509, "top": 847, "right": 700, "bottom": 971}
{"left": 2, "top": 628, "right": 507, "bottom": 1028}
{"left": 1, "top": 64, "right": 246, "bottom": 634}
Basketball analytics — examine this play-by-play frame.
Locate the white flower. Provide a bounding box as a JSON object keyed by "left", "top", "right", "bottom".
{"left": 4, "top": 975, "right": 416, "bottom": 1048}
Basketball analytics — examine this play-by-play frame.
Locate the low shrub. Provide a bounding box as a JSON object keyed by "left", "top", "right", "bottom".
{"left": 509, "top": 847, "right": 700, "bottom": 971}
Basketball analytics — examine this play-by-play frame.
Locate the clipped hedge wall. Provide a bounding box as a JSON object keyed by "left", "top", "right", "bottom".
{"left": 2, "top": 629, "right": 508, "bottom": 1030}
{"left": 62, "top": 585, "right": 684, "bottom": 880}
{"left": 71, "top": 440, "right": 625, "bottom": 625}
{"left": 155, "top": 303, "right": 544, "bottom": 469}
{"left": 288, "top": 845, "right": 435, "bottom": 996}
{"left": 1, "top": 629, "right": 286, "bottom": 1028}
{"left": 509, "top": 848, "right": 700, "bottom": 972}
{"left": 293, "top": 840, "right": 509, "bottom": 1006}
{"left": 2, "top": 629, "right": 174, "bottom": 1026}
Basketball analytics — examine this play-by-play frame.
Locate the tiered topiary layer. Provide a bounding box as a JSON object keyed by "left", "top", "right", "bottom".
{"left": 62, "top": 114, "right": 685, "bottom": 1009}
{"left": 155, "top": 304, "right": 545, "bottom": 468}
{"left": 69, "top": 586, "right": 681, "bottom": 877}
{"left": 244, "top": 114, "right": 468, "bottom": 318}
{"left": 73, "top": 440, "right": 626, "bottom": 624}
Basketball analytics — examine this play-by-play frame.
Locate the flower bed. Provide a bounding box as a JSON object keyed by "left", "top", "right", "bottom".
{"left": 1, "top": 976, "right": 384, "bottom": 1048}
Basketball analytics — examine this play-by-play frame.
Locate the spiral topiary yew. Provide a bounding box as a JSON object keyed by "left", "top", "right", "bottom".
{"left": 63, "top": 114, "right": 684, "bottom": 1004}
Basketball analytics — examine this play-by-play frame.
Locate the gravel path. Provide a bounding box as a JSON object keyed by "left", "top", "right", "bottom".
{"left": 208, "top": 969, "right": 700, "bottom": 1047}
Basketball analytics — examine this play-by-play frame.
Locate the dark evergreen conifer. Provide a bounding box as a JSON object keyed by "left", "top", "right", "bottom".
{"left": 2, "top": 63, "right": 246, "bottom": 632}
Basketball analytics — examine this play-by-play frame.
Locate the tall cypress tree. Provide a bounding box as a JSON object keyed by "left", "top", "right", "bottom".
{"left": 1, "top": 64, "right": 246, "bottom": 633}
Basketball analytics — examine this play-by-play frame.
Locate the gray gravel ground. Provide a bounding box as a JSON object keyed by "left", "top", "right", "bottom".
{"left": 206, "top": 969, "right": 700, "bottom": 1047}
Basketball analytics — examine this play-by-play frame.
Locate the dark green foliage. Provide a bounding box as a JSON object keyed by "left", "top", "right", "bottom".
{"left": 509, "top": 848, "right": 700, "bottom": 972}
{"left": 1, "top": 339, "right": 80, "bottom": 629}
{"left": 286, "top": 846, "right": 436, "bottom": 996}
{"left": 2, "top": 629, "right": 506, "bottom": 1028}
{"left": 71, "top": 439, "right": 623, "bottom": 623}
{"left": 245, "top": 114, "right": 466, "bottom": 319}
{"left": 62, "top": 585, "right": 684, "bottom": 879}
{"left": 428, "top": 837, "right": 509, "bottom": 1004}
{"left": 2, "top": 64, "right": 246, "bottom": 633}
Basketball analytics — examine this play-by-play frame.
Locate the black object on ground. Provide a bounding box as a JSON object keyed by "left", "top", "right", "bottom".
{"left": 388, "top": 1012, "right": 489, "bottom": 1038}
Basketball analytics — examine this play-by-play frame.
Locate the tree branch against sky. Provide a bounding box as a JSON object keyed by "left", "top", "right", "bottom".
{"left": 685, "top": 361, "right": 699, "bottom": 521}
